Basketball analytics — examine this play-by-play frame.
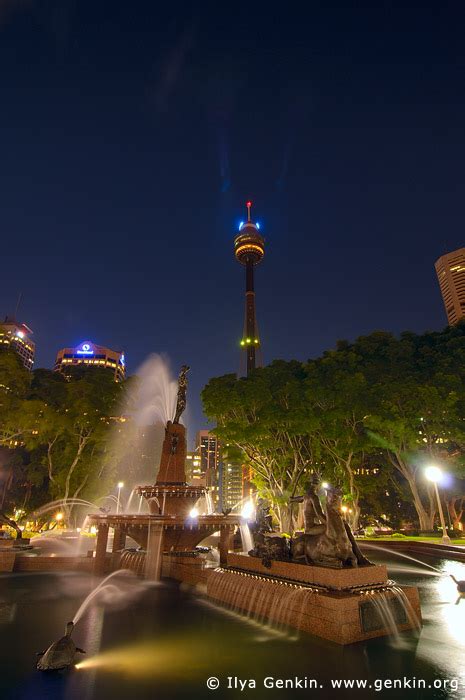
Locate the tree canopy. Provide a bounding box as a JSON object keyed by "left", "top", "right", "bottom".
{"left": 203, "top": 324, "right": 465, "bottom": 532}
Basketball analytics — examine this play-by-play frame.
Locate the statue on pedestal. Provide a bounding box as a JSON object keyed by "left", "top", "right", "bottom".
{"left": 173, "top": 365, "right": 190, "bottom": 424}
{"left": 290, "top": 474, "right": 326, "bottom": 535}
{"left": 248, "top": 498, "right": 290, "bottom": 568}
{"left": 291, "top": 486, "right": 371, "bottom": 568}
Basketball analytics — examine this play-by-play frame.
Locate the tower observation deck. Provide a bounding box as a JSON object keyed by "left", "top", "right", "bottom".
{"left": 234, "top": 201, "right": 265, "bottom": 376}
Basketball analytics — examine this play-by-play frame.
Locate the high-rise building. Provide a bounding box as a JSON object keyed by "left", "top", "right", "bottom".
{"left": 0, "top": 317, "right": 35, "bottom": 370}
{"left": 195, "top": 430, "right": 221, "bottom": 508}
{"left": 234, "top": 201, "right": 265, "bottom": 376}
{"left": 219, "top": 449, "right": 243, "bottom": 512}
{"left": 435, "top": 248, "right": 465, "bottom": 325}
{"left": 185, "top": 451, "right": 204, "bottom": 487}
{"left": 54, "top": 340, "right": 125, "bottom": 382}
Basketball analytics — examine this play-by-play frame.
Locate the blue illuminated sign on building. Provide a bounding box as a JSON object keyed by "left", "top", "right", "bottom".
{"left": 76, "top": 342, "right": 94, "bottom": 355}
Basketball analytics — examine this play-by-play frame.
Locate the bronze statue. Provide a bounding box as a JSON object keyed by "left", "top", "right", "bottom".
{"left": 290, "top": 475, "right": 326, "bottom": 535}
{"left": 255, "top": 498, "right": 273, "bottom": 533}
{"left": 292, "top": 487, "right": 359, "bottom": 568}
{"left": 173, "top": 365, "right": 190, "bottom": 424}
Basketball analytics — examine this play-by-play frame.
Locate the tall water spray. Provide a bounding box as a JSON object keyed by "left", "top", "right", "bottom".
{"left": 110, "top": 354, "right": 180, "bottom": 496}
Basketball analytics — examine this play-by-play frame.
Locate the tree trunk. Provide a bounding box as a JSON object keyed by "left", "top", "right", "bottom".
{"left": 393, "top": 454, "right": 435, "bottom": 530}
{"left": 447, "top": 498, "right": 464, "bottom": 530}
{"left": 0, "top": 511, "right": 22, "bottom": 539}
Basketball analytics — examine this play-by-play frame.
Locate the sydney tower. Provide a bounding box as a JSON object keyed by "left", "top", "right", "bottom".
{"left": 234, "top": 201, "right": 265, "bottom": 376}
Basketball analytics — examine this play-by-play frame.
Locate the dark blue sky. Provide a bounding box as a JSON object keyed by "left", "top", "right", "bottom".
{"left": 1, "top": 1, "right": 464, "bottom": 440}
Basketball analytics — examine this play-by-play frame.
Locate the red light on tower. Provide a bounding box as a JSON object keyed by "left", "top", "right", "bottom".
{"left": 246, "top": 200, "right": 252, "bottom": 221}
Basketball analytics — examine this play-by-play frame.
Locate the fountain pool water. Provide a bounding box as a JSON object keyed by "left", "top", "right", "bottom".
{"left": 1, "top": 550, "right": 464, "bottom": 699}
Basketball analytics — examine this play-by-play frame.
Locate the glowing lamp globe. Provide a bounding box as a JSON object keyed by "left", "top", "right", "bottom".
{"left": 117, "top": 481, "right": 124, "bottom": 489}
{"left": 425, "top": 466, "right": 442, "bottom": 483}
{"left": 55, "top": 512, "right": 64, "bottom": 521}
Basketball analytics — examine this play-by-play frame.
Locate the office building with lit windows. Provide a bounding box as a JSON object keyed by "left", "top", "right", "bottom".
{"left": 185, "top": 451, "right": 204, "bottom": 486}
{"left": 219, "top": 453, "right": 243, "bottom": 511}
{"left": 54, "top": 340, "right": 125, "bottom": 382}
{"left": 0, "top": 317, "right": 35, "bottom": 369}
{"left": 435, "top": 248, "right": 465, "bottom": 325}
{"left": 195, "top": 430, "right": 221, "bottom": 509}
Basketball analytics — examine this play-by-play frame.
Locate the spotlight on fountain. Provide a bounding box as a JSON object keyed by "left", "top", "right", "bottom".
{"left": 241, "top": 500, "right": 255, "bottom": 521}
{"left": 189, "top": 508, "right": 199, "bottom": 519}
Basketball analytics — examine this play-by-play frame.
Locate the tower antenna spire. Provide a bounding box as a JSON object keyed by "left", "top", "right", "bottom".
{"left": 246, "top": 200, "right": 252, "bottom": 222}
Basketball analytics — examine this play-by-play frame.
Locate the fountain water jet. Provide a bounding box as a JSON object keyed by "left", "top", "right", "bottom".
{"left": 73, "top": 570, "right": 134, "bottom": 624}
{"left": 361, "top": 543, "right": 443, "bottom": 574}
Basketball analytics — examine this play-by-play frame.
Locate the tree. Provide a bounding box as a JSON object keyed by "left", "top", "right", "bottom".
{"left": 305, "top": 344, "right": 372, "bottom": 528}
{"left": 329, "top": 327, "right": 465, "bottom": 530}
{"left": 202, "top": 361, "right": 317, "bottom": 532}
{"left": 0, "top": 366, "right": 125, "bottom": 519}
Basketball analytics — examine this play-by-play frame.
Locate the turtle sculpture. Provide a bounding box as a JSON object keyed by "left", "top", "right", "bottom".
{"left": 37, "top": 621, "right": 85, "bottom": 671}
{"left": 450, "top": 574, "right": 465, "bottom": 605}
{"left": 450, "top": 574, "right": 465, "bottom": 593}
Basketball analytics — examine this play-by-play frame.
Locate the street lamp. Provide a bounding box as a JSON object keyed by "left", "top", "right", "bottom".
{"left": 116, "top": 481, "right": 124, "bottom": 514}
{"left": 425, "top": 466, "right": 451, "bottom": 545}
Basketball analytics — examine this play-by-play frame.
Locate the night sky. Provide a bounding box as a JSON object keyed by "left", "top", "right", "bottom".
{"left": 1, "top": 2, "right": 464, "bottom": 440}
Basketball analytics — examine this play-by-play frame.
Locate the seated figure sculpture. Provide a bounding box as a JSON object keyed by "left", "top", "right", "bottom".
{"left": 290, "top": 474, "right": 327, "bottom": 535}
{"left": 248, "top": 498, "right": 290, "bottom": 567}
{"left": 291, "top": 485, "right": 371, "bottom": 568}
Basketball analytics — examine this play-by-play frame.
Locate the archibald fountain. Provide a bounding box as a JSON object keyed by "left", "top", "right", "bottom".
{"left": 87, "top": 365, "right": 239, "bottom": 579}
{"left": 87, "top": 366, "right": 422, "bottom": 645}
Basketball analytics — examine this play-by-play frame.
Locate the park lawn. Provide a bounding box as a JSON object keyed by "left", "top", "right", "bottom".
{"left": 359, "top": 535, "right": 465, "bottom": 546}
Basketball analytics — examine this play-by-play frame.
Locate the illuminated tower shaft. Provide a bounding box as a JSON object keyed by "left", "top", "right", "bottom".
{"left": 234, "top": 201, "right": 265, "bottom": 376}
{"left": 244, "top": 258, "right": 258, "bottom": 373}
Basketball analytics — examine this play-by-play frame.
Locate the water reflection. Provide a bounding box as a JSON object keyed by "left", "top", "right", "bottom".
{"left": 3, "top": 554, "right": 465, "bottom": 700}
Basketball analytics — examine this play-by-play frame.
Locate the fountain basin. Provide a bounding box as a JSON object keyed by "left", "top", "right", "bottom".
{"left": 227, "top": 552, "right": 388, "bottom": 590}
{"left": 206, "top": 554, "right": 421, "bottom": 645}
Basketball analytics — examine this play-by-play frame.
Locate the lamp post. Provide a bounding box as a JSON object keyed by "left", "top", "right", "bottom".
{"left": 116, "top": 482, "right": 124, "bottom": 514}
{"left": 425, "top": 466, "right": 451, "bottom": 545}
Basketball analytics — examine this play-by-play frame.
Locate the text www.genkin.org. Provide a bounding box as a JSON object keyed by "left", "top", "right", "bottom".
{"left": 206, "top": 676, "right": 460, "bottom": 692}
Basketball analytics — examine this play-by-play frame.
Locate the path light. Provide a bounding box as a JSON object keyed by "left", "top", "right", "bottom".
{"left": 55, "top": 512, "right": 63, "bottom": 521}
{"left": 425, "top": 466, "right": 451, "bottom": 545}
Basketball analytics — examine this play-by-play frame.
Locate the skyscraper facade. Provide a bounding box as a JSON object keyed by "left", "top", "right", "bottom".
{"left": 195, "top": 429, "right": 221, "bottom": 508}
{"left": 0, "top": 317, "right": 35, "bottom": 370}
{"left": 219, "top": 450, "right": 243, "bottom": 512}
{"left": 435, "top": 248, "right": 465, "bottom": 325}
